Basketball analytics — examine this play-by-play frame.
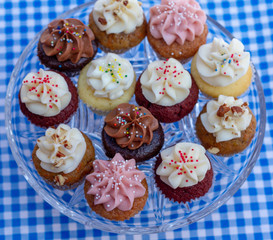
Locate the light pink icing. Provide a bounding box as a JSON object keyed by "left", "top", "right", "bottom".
{"left": 149, "top": 0, "right": 207, "bottom": 45}
{"left": 86, "top": 153, "right": 146, "bottom": 212}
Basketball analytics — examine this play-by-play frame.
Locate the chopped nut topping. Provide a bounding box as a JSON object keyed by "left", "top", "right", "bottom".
{"left": 217, "top": 104, "right": 230, "bottom": 117}
{"left": 98, "top": 17, "right": 107, "bottom": 25}
{"left": 208, "top": 147, "right": 220, "bottom": 154}
{"left": 63, "top": 140, "right": 72, "bottom": 149}
{"left": 241, "top": 102, "right": 248, "bottom": 107}
{"left": 56, "top": 151, "right": 65, "bottom": 158}
{"left": 231, "top": 106, "right": 243, "bottom": 114}
{"left": 51, "top": 134, "right": 57, "bottom": 141}
{"left": 54, "top": 159, "right": 64, "bottom": 167}
{"left": 54, "top": 174, "right": 67, "bottom": 186}
{"left": 64, "top": 143, "right": 72, "bottom": 149}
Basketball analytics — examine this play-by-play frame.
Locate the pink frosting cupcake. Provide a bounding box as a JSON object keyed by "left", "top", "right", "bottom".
{"left": 84, "top": 153, "right": 149, "bottom": 221}
{"left": 147, "top": 0, "right": 208, "bottom": 61}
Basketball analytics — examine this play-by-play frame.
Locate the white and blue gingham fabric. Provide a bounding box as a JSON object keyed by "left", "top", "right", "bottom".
{"left": 1, "top": 0, "right": 273, "bottom": 239}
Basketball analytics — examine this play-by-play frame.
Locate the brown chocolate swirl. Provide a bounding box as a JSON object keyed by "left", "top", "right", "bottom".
{"left": 40, "top": 18, "right": 95, "bottom": 63}
{"left": 104, "top": 103, "right": 159, "bottom": 150}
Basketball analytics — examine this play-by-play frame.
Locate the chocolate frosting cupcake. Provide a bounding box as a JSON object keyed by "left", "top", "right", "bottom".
{"left": 38, "top": 18, "right": 97, "bottom": 76}
{"left": 104, "top": 103, "right": 159, "bottom": 150}
{"left": 102, "top": 103, "right": 164, "bottom": 162}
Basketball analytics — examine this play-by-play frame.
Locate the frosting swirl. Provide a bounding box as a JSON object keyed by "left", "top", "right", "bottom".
{"left": 20, "top": 69, "right": 71, "bottom": 117}
{"left": 140, "top": 58, "right": 192, "bottom": 106}
{"left": 36, "top": 124, "right": 87, "bottom": 174}
{"left": 196, "top": 38, "right": 251, "bottom": 87}
{"left": 93, "top": 0, "right": 144, "bottom": 34}
{"left": 86, "top": 53, "right": 135, "bottom": 100}
{"left": 156, "top": 142, "right": 211, "bottom": 189}
{"left": 104, "top": 103, "right": 159, "bottom": 150}
{"left": 149, "top": 0, "right": 207, "bottom": 45}
{"left": 40, "top": 18, "right": 95, "bottom": 63}
{"left": 86, "top": 153, "right": 146, "bottom": 211}
{"left": 200, "top": 95, "right": 252, "bottom": 142}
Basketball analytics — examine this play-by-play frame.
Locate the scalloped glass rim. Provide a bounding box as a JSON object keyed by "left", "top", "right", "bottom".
{"left": 5, "top": 1, "right": 266, "bottom": 234}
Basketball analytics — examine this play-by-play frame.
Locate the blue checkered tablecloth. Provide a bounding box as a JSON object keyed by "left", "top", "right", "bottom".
{"left": 1, "top": 0, "right": 273, "bottom": 239}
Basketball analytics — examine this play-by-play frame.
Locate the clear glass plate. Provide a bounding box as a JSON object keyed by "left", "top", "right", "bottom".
{"left": 5, "top": 1, "right": 266, "bottom": 234}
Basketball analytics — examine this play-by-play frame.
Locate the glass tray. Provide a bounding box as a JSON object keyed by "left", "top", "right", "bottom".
{"left": 5, "top": 0, "right": 266, "bottom": 234}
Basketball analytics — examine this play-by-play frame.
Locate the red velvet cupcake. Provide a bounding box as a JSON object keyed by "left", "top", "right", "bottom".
{"left": 19, "top": 69, "right": 78, "bottom": 128}
{"left": 135, "top": 58, "right": 199, "bottom": 123}
{"left": 155, "top": 142, "right": 213, "bottom": 203}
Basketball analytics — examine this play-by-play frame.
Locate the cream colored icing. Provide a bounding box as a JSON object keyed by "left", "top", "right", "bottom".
{"left": 196, "top": 38, "right": 250, "bottom": 87}
{"left": 86, "top": 53, "right": 135, "bottom": 100}
{"left": 156, "top": 142, "right": 211, "bottom": 189}
{"left": 93, "top": 0, "right": 144, "bottom": 34}
{"left": 20, "top": 69, "right": 71, "bottom": 117}
{"left": 200, "top": 95, "right": 252, "bottom": 142}
{"left": 149, "top": 0, "right": 207, "bottom": 45}
{"left": 140, "top": 58, "right": 192, "bottom": 106}
{"left": 36, "top": 124, "right": 86, "bottom": 174}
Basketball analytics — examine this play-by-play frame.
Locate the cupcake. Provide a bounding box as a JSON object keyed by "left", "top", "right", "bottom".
{"left": 102, "top": 103, "right": 164, "bottom": 162}
{"left": 19, "top": 69, "right": 78, "bottom": 128}
{"left": 191, "top": 38, "right": 252, "bottom": 98}
{"left": 84, "top": 153, "right": 148, "bottom": 221}
{"left": 37, "top": 18, "right": 97, "bottom": 77}
{"left": 155, "top": 142, "right": 213, "bottom": 203}
{"left": 32, "top": 124, "right": 95, "bottom": 190}
{"left": 135, "top": 58, "right": 199, "bottom": 123}
{"left": 196, "top": 95, "right": 256, "bottom": 155}
{"left": 78, "top": 53, "right": 136, "bottom": 114}
{"left": 148, "top": 0, "right": 208, "bottom": 62}
{"left": 89, "top": 0, "right": 147, "bottom": 52}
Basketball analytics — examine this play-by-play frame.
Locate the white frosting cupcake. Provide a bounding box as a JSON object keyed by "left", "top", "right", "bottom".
{"left": 93, "top": 0, "right": 144, "bottom": 34}
{"left": 156, "top": 142, "right": 211, "bottom": 189}
{"left": 36, "top": 124, "right": 87, "bottom": 174}
{"left": 140, "top": 58, "right": 192, "bottom": 106}
{"left": 20, "top": 69, "right": 71, "bottom": 117}
{"left": 86, "top": 53, "right": 134, "bottom": 100}
{"left": 195, "top": 38, "right": 250, "bottom": 87}
{"left": 200, "top": 95, "right": 252, "bottom": 142}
